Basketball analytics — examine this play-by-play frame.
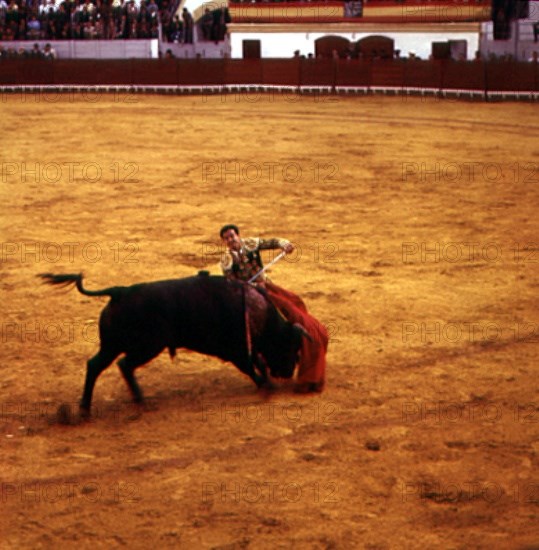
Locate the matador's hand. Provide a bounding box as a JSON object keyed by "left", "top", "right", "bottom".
{"left": 282, "top": 242, "right": 295, "bottom": 254}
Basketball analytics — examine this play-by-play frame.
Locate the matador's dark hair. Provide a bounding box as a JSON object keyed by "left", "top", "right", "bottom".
{"left": 219, "top": 224, "right": 240, "bottom": 238}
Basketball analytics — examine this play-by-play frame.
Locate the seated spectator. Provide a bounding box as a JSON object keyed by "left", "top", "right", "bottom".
{"left": 138, "top": 19, "right": 149, "bottom": 38}
{"left": 83, "top": 18, "right": 96, "bottom": 39}
{"left": 94, "top": 15, "right": 104, "bottom": 38}
{"left": 27, "top": 15, "right": 41, "bottom": 40}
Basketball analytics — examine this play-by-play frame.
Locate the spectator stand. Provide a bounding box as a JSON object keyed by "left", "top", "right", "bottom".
{"left": 0, "top": 0, "right": 231, "bottom": 59}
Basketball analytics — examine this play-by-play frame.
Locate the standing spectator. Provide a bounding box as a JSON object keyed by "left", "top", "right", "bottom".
{"left": 146, "top": 0, "right": 158, "bottom": 17}
{"left": 6, "top": 1, "right": 21, "bottom": 39}
{"left": 29, "top": 41, "right": 43, "bottom": 57}
{"left": 43, "top": 42, "right": 56, "bottom": 58}
{"left": 167, "top": 13, "right": 182, "bottom": 43}
{"left": 111, "top": 0, "right": 123, "bottom": 23}
{"left": 182, "top": 7, "right": 192, "bottom": 44}
{"left": 99, "top": 0, "right": 112, "bottom": 38}
{"left": 0, "top": 0, "right": 7, "bottom": 29}
{"left": 200, "top": 7, "right": 211, "bottom": 40}
{"left": 54, "top": 3, "right": 68, "bottom": 38}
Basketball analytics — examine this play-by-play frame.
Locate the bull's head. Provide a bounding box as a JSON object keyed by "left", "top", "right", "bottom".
{"left": 264, "top": 322, "right": 311, "bottom": 379}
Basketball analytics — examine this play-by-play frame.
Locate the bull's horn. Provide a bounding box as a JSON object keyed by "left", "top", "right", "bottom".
{"left": 293, "top": 323, "right": 313, "bottom": 342}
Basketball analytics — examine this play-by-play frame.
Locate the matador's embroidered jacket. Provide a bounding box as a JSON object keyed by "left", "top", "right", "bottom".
{"left": 220, "top": 237, "right": 290, "bottom": 282}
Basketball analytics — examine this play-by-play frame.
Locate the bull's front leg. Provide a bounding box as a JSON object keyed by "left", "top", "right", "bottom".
{"left": 252, "top": 354, "right": 275, "bottom": 390}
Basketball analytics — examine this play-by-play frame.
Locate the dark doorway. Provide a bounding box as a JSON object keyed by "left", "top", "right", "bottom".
{"left": 356, "top": 35, "right": 395, "bottom": 60}
{"left": 243, "top": 40, "right": 261, "bottom": 59}
{"left": 315, "top": 36, "right": 352, "bottom": 59}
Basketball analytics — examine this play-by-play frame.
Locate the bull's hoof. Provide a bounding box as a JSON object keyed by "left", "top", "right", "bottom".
{"left": 293, "top": 381, "right": 325, "bottom": 394}
{"left": 257, "top": 379, "right": 276, "bottom": 391}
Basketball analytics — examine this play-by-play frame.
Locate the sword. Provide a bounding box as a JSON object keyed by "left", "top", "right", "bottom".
{"left": 248, "top": 250, "right": 287, "bottom": 284}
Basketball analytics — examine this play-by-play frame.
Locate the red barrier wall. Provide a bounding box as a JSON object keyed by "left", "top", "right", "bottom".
{"left": 0, "top": 59, "right": 537, "bottom": 93}
{"left": 335, "top": 60, "right": 371, "bottom": 87}
{"left": 403, "top": 61, "right": 442, "bottom": 89}
{"left": 224, "top": 59, "right": 263, "bottom": 85}
{"left": 371, "top": 60, "right": 406, "bottom": 87}
{"left": 486, "top": 62, "right": 538, "bottom": 92}
{"left": 261, "top": 59, "right": 300, "bottom": 86}
{"left": 442, "top": 60, "right": 485, "bottom": 90}
{"left": 300, "top": 58, "right": 335, "bottom": 86}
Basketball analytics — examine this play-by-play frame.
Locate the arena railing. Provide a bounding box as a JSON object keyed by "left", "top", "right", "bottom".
{"left": 0, "top": 58, "right": 537, "bottom": 100}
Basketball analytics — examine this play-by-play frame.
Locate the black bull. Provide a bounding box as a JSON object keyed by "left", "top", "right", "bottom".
{"left": 39, "top": 272, "right": 309, "bottom": 414}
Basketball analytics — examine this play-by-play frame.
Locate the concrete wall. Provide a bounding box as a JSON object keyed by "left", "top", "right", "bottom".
{"left": 480, "top": 0, "right": 539, "bottom": 61}
{"left": 230, "top": 31, "right": 481, "bottom": 60}
{"left": 0, "top": 40, "right": 158, "bottom": 59}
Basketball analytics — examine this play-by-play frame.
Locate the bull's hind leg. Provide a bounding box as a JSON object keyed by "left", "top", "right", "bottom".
{"left": 80, "top": 349, "right": 119, "bottom": 416}
{"left": 117, "top": 356, "right": 144, "bottom": 404}
{"left": 116, "top": 347, "right": 163, "bottom": 405}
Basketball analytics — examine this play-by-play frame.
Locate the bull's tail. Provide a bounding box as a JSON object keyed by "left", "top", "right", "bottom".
{"left": 38, "top": 273, "right": 119, "bottom": 298}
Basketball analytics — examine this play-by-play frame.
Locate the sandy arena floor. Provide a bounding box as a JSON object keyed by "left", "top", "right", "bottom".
{"left": 0, "top": 92, "right": 538, "bottom": 549}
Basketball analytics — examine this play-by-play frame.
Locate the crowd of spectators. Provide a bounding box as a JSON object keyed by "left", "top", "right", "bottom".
{"left": 0, "top": 40, "right": 56, "bottom": 56}
{"left": 228, "top": 0, "right": 487, "bottom": 4}
{"left": 0, "top": 0, "right": 233, "bottom": 45}
{"left": 0, "top": 0, "right": 185, "bottom": 41}
{"left": 198, "top": 7, "right": 230, "bottom": 42}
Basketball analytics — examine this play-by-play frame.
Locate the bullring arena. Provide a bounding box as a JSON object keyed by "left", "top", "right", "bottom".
{"left": 1, "top": 89, "right": 538, "bottom": 548}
